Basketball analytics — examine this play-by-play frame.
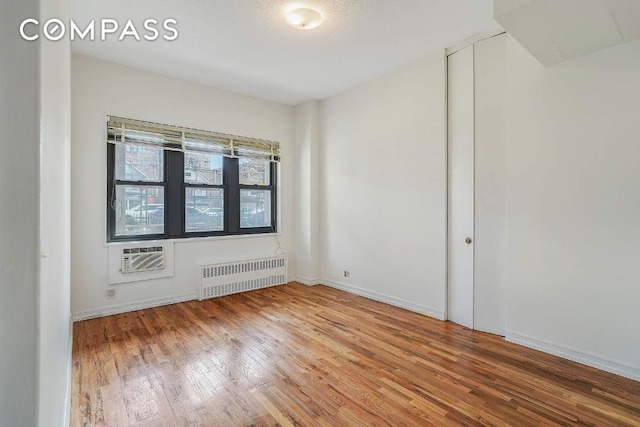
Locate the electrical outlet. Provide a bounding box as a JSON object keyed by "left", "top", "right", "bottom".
{"left": 107, "top": 289, "right": 116, "bottom": 298}
{"left": 344, "top": 270, "right": 351, "bottom": 278}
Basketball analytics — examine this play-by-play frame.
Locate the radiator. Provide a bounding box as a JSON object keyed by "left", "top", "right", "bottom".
{"left": 121, "top": 246, "right": 165, "bottom": 273}
{"left": 200, "top": 255, "right": 287, "bottom": 300}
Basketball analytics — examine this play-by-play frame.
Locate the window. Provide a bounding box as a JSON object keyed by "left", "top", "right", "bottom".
{"left": 239, "top": 159, "right": 273, "bottom": 229}
{"left": 107, "top": 117, "right": 279, "bottom": 242}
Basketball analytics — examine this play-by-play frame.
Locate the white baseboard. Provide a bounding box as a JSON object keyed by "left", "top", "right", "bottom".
{"left": 64, "top": 314, "right": 73, "bottom": 427}
{"left": 321, "top": 278, "right": 445, "bottom": 321}
{"left": 295, "top": 276, "right": 321, "bottom": 286}
{"left": 72, "top": 293, "right": 197, "bottom": 322}
{"left": 506, "top": 331, "right": 640, "bottom": 382}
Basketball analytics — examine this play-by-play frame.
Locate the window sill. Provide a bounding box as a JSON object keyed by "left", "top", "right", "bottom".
{"left": 104, "top": 232, "right": 281, "bottom": 247}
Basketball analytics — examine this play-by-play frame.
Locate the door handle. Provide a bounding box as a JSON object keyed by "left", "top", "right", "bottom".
{"left": 465, "top": 237, "right": 472, "bottom": 244}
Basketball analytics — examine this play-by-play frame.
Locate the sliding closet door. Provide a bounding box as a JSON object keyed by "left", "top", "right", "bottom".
{"left": 474, "top": 33, "right": 507, "bottom": 336}
{"left": 447, "top": 33, "right": 508, "bottom": 334}
{"left": 447, "top": 44, "right": 475, "bottom": 329}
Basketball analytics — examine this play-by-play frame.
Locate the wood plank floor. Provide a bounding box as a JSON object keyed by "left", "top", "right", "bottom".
{"left": 72, "top": 283, "right": 640, "bottom": 426}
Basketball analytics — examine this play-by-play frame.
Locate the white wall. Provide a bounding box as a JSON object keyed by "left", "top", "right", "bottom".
{"left": 504, "top": 36, "right": 640, "bottom": 379}
{"left": 71, "top": 55, "right": 295, "bottom": 318}
{"left": 1, "top": 0, "right": 71, "bottom": 425}
{"left": 0, "top": 1, "right": 39, "bottom": 425}
{"left": 319, "top": 53, "right": 447, "bottom": 319}
{"left": 39, "top": 0, "right": 72, "bottom": 424}
{"left": 294, "top": 101, "right": 321, "bottom": 285}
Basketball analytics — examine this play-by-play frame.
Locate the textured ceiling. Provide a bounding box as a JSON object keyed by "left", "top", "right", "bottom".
{"left": 70, "top": 0, "right": 500, "bottom": 104}
{"left": 495, "top": 0, "right": 640, "bottom": 65}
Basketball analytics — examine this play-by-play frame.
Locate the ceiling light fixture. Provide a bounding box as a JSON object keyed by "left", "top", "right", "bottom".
{"left": 285, "top": 7, "right": 324, "bottom": 30}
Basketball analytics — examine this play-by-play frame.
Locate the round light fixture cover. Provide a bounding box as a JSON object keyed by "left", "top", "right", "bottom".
{"left": 285, "top": 7, "right": 323, "bottom": 30}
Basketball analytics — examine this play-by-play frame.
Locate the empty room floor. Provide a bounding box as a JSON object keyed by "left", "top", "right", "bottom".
{"left": 71, "top": 283, "right": 640, "bottom": 426}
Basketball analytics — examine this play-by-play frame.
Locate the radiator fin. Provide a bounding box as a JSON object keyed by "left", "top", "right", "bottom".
{"left": 200, "top": 256, "right": 286, "bottom": 300}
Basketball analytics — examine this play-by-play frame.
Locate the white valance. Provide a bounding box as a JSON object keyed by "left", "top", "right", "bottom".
{"left": 107, "top": 116, "right": 280, "bottom": 162}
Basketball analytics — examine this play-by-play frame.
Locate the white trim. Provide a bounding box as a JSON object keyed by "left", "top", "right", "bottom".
{"left": 105, "top": 232, "right": 283, "bottom": 247}
{"left": 72, "top": 293, "right": 197, "bottom": 322}
{"left": 295, "top": 276, "right": 320, "bottom": 286}
{"left": 321, "top": 278, "right": 445, "bottom": 321}
{"left": 63, "top": 314, "right": 73, "bottom": 427}
{"left": 445, "top": 29, "right": 506, "bottom": 56}
{"left": 443, "top": 49, "right": 450, "bottom": 323}
{"left": 506, "top": 331, "right": 640, "bottom": 382}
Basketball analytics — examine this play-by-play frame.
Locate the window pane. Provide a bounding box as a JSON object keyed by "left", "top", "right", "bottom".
{"left": 114, "top": 185, "right": 164, "bottom": 236}
{"left": 239, "top": 158, "right": 270, "bottom": 186}
{"left": 185, "top": 153, "right": 223, "bottom": 185}
{"left": 185, "top": 187, "right": 224, "bottom": 232}
{"left": 240, "top": 189, "right": 271, "bottom": 228}
{"left": 115, "top": 144, "right": 164, "bottom": 182}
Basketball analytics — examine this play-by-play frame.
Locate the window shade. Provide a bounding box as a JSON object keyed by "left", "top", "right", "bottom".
{"left": 107, "top": 116, "right": 280, "bottom": 161}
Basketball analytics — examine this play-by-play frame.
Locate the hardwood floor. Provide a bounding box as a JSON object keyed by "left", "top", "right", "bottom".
{"left": 72, "top": 283, "right": 640, "bottom": 426}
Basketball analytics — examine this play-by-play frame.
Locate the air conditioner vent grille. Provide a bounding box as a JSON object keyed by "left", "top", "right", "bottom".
{"left": 121, "top": 246, "right": 165, "bottom": 273}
